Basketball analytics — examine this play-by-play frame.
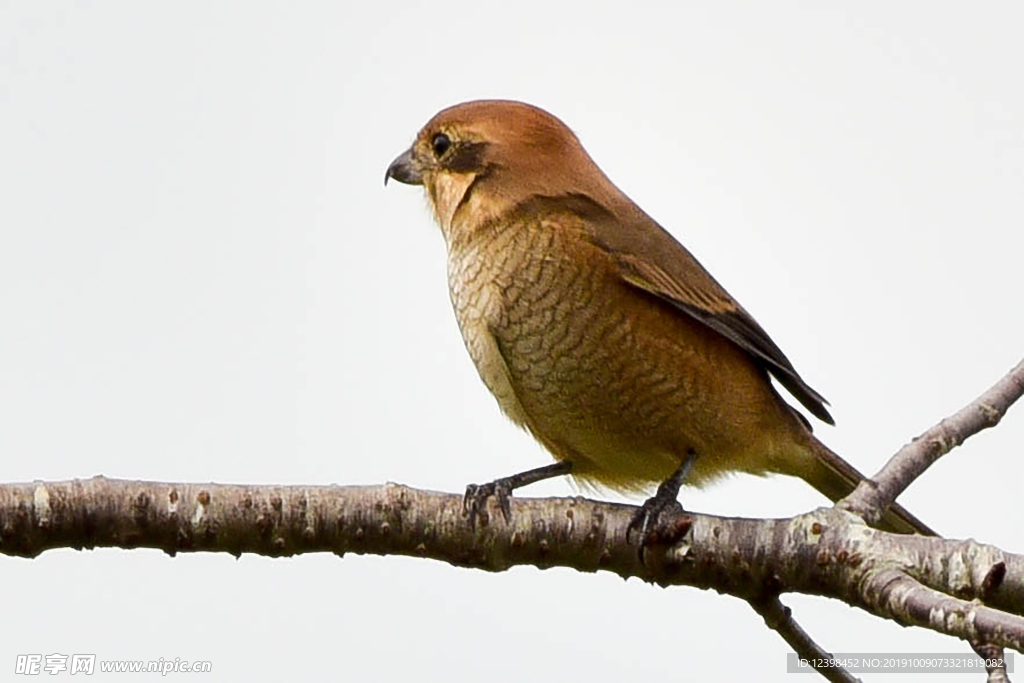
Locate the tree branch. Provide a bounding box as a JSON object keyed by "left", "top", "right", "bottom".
{"left": 2, "top": 477, "right": 1023, "bottom": 657}
{"left": 842, "top": 357, "right": 1024, "bottom": 525}
{"left": 750, "top": 595, "right": 859, "bottom": 683}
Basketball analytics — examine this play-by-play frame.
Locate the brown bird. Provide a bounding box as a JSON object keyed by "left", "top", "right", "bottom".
{"left": 385, "top": 100, "right": 933, "bottom": 537}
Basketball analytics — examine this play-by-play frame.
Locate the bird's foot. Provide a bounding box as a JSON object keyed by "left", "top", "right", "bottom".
{"left": 627, "top": 454, "right": 697, "bottom": 560}
{"left": 462, "top": 461, "right": 574, "bottom": 529}
{"left": 463, "top": 478, "right": 514, "bottom": 528}
{"left": 627, "top": 491, "right": 686, "bottom": 547}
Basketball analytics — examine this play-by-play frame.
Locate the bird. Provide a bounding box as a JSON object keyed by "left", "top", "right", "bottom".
{"left": 384, "top": 99, "right": 933, "bottom": 538}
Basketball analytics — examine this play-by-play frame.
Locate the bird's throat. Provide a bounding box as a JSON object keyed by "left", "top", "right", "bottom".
{"left": 427, "top": 172, "right": 509, "bottom": 247}
{"left": 427, "top": 172, "right": 477, "bottom": 241}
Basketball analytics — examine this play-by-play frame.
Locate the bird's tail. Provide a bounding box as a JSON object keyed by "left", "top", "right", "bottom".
{"left": 804, "top": 437, "right": 936, "bottom": 536}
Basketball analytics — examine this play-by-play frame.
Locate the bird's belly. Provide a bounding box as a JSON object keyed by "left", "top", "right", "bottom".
{"left": 496, "top": 297, "right": 779, "bottom": 490}
{"left": 446, "top": 229, "right": 786, "bottom": 492}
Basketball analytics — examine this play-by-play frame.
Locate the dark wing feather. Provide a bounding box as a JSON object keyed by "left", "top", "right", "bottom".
{"left": 616, "top": 253, "right": 833, "bottom": 425}
{"left": 556, "top": 192, "right": 835, "bottom": 425}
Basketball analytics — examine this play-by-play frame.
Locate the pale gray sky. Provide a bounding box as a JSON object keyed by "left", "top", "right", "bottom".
{"left": 1, "top": 2, "right": 1022, "bottom": 681}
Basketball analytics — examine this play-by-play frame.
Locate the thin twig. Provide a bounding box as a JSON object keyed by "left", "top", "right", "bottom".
{"left": 842, "top": 357, "right": 1024, "bottom": 525}
{"left": 750, "top": 595, "right": 859, "bottom": 683}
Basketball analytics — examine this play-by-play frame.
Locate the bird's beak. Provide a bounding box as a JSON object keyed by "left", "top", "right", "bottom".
{"left": 384, "top": 147, "right": 422, "bottom": 186}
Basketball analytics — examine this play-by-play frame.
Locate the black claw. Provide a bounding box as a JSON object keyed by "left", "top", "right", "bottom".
{"left": 628, "top": 454, "right": 697, "bottom": 561}
{"left": 627, "top": 496, "right": 684, "bottom": 546}
{"left": 462, "top": 483, "right": 487, "bottom": 527}
{"left": 463, "top": 479, "right": 514, "bottom": 528}
{"left": 495, "top": 484, "right": 512, "bottom": 522}
{"left": 627, "top": 497, "right": 686, "bottom": 564}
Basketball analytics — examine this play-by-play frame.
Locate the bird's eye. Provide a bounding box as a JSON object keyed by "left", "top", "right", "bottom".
{"left": 431, "top": 132, "right": 451, "bottom": 157}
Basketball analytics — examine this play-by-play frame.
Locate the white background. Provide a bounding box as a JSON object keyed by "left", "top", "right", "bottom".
{"left": 1, "top": 2, "right": 1022, "bottom": 681}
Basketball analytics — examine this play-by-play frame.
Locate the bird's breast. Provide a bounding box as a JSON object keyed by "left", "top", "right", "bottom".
{"left": 446, "top": 230, "right": 530, "bottom": 428}
{"left": 445, "top": 221, "right": 680, "bottom": 474}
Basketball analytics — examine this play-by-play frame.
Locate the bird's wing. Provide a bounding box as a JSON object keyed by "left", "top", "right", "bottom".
{"left": 569, "top": 194, "right": 834, "bottom": 425}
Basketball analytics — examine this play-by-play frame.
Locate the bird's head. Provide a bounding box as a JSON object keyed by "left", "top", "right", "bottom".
{"left": 385, "top": 100, "right": 616, "bottom": 239}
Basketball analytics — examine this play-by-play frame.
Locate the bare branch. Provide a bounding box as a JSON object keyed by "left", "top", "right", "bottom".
{"left": 842, "top": 357, "right": 1024, "bottom": 525}
{"left": 750, "top": 595, "right": 859, "bottom": 683}
{"left": 972, "top": 641, "right": 1011, "bottom": 683}
{"left": 905, "top": 541, "right": 1024, "bottom": 620}
{"left": 2, "top": 477, "right": 1024, "bottom": 655}
{"left": 858, "top": 567, "right": 1023, "bottom": 655}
